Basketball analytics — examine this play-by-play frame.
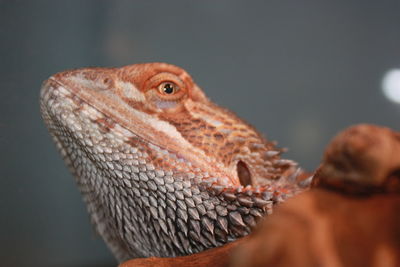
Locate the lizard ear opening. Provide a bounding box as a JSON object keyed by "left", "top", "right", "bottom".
{"left": 237, "top": 160, "right": 252, "bottom": 187}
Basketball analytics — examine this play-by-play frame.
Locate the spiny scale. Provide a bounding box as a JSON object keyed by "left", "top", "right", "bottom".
{"left": 40, "top": 63, "right": 308, "bottom": 262}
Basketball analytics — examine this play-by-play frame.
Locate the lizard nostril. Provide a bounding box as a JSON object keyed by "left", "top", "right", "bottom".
{"left": 237, "top": 160, "right": 252, "bottom": 186}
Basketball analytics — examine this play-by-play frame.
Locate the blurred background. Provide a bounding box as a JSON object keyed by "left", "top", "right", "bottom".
{"left": 1, "top": 1, "right": 399, "bottom": 266}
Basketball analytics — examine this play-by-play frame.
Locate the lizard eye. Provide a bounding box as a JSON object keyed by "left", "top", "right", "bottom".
{"left": 144, "top": 72, "right": 187, "bottom": 111}
{"left": 158, "top": 82, "right": 179, "bottom": 95}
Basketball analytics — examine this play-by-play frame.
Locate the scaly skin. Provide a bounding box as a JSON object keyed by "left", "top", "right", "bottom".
{"left": 40, "top": 63, "right": 309, "bottom": 262}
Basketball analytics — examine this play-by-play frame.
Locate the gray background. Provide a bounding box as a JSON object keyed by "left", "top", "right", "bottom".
{"left": 1, "top": 1, "right": 399, "bottom": 266}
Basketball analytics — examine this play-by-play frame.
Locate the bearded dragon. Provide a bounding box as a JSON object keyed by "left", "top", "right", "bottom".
{"left": 40, "top": 63, "right": 310, "bottom": 262}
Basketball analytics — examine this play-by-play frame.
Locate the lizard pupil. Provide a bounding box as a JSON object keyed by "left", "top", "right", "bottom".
{"left": 163, "top": 83, "right": 174, "bottom": 94}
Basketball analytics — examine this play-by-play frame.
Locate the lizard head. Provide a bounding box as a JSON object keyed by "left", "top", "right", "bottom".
{"left": 45, "top": 63, "right": 301, "bottom": 188}
{"left": 41, "top": 62, "right": 309, "bottom": 259}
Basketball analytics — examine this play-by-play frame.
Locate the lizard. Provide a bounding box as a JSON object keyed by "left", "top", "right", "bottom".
{"left": 40, "top": 62, "right": 311, "bottom": 262}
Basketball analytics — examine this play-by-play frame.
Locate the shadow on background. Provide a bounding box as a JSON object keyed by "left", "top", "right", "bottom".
{"left": 1, "top": 1, "right": 399, "bottom": 266}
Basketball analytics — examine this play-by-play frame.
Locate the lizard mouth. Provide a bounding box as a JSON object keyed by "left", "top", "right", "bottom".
{"left": 41, "top": 76, "right": 241, "bottom": 186}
